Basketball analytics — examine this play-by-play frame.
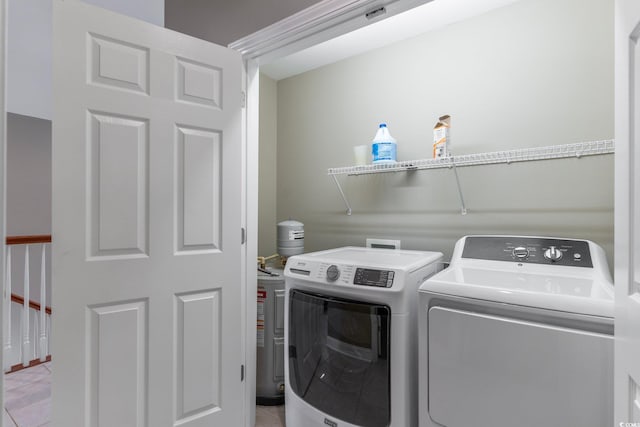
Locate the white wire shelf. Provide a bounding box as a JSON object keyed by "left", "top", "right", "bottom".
{"left": 327, "top": 139, "right": 615, "bottom": 176}
{"left": 327, "top": 139, "right": 615, "bottom": 215}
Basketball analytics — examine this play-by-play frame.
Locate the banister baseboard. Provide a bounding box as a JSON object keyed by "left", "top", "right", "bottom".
{"left": 10, "top": 293, "right": 52, "bottom": 315}
{"left": 7, "top": 355, "right": 52, "bottom": 374}
{"left": 6, "top": 235, "right": 52, "bottom": 245}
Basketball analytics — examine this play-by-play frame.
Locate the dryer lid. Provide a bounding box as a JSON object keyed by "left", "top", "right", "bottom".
{"left": 421, "top": 264, "right": 614, "bottom": 318}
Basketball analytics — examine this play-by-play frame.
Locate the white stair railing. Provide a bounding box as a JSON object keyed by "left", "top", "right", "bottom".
{"left": 3, "top": 235, "right": 52, "bottom": 372}
{"left": 39, "top": 246, "right": 47, "bottom": 362}
{"left": 22, "top": 244, "right": 30, "bottom": 367}
{"left": 3, "top": 246, "right": 11, "bottom": 372}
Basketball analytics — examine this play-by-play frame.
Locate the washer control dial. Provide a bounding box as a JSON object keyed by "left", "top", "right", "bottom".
{"left": 326, "top": 265, "right": 341, "bottom": 282}
{"left": 544, "top": 246, "right": 563, "bottom": 262}
{"left": 512, "top": 246, "right": 529, "bottom": 260}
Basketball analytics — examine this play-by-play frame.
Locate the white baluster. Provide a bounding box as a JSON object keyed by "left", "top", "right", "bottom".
{"left": 30, "top": 309, "right": 37, "bottom": 362}
{"left": 39, "top": 243, "right": 47, "bottom": 362}
{"left": 22, "top": 245, "right": 30, "bottom": 367}
{"left": 4, "top": 246, "right": 12, "bottom": 372}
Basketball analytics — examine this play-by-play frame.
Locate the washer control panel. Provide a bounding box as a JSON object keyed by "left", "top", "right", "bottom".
{"left": 462, "top": 236, "right": 593, "bottom": 267}
{"left": 293, "top": 262, "right": 397, "bottom": 287}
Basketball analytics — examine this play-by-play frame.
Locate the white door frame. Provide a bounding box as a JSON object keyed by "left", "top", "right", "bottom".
{"left": 229, "top": 0, "right": 431, "bottom": 64}
{"left": 244, "top": 58, "right": 259, "bottom": 427}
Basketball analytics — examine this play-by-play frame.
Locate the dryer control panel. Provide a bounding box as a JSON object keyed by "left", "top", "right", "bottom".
{"left": 461, "top": 236, "right": 593, "bottom": 267}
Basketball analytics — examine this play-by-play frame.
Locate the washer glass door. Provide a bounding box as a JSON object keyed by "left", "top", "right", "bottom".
{"left": 288, "top": 290, "right": 390, "bottom": 426}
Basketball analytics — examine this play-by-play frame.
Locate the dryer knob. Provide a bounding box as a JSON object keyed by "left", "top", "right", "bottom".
{"left": 326, "top": 265, "right": 340, "bottom": 282}
{"left": 544, "top": 246, "right": 563, "bottom": 262}
{"left": 512, "top": 246, "right": 529, "bottom": 260}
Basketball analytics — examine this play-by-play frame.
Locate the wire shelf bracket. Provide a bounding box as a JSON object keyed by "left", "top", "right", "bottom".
{"left": 331, "top": 174, "right": 352, "bottom": 215}
{"left": 327, "top": 139, "right": 614, "bottom": 215}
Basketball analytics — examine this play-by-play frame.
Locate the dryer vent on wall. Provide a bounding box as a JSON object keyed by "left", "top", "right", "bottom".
{"left": 366, "top": 238, "right": 401, "bottom": 250}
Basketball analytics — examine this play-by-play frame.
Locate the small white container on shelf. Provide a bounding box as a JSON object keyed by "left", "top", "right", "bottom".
{"left": 353, "top": 145, "right": 368, "bottom": 165}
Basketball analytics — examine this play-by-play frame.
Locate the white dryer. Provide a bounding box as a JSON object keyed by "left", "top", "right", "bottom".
{"left": 284, "top": 246, "right": 443, "bottom": 427}
{"left": 418, "top": 235, "right": 614, "bottom": 427}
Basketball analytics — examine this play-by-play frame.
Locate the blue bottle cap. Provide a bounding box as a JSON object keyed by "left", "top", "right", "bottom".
{"left": 379, "top": 123, "right": 387, "bottom": 128}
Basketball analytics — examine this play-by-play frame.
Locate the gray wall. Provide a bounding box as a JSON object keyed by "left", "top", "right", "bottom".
{"left": 165, "top": 0, "right": 321, "bottom": 46}
{"left": 7, "top": 113, "right": 51, "bottom": 236}
{"left": 7, "top": 0, "right": 52, "bottom": 119}
{"left": 274, "top": 0, "right": 615, "bottom": 267}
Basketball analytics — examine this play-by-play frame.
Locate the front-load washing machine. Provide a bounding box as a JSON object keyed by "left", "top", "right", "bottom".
{"left": 418, "top": 235, "right": 614, "bottom": 427}
{"left": 284, "top": 246, "right": 443, "bottom": 427}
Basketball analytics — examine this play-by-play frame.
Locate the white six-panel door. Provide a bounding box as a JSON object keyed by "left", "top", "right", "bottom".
{"left": 615, "top": 0, "right": 640, "bottom": 424}
{"left": 52, "top": 1, "right": 244, "bottom": 425}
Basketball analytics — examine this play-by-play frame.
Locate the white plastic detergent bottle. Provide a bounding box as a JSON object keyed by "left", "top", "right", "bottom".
{"left": 371, "top": 123, "right": 397, "bottom": 163}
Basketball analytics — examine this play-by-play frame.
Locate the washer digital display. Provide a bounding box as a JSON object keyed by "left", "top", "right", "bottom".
{"left": 354, "top": 268, "right": 395, "bottom": 287}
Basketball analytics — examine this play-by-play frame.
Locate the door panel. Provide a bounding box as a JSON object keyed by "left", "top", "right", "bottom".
{"left": 89, "top": 112, "right": 149, "bottom": 257}
{"left": 52, "top": 1, "right": 244, "bottom": 426}
{"left": 175, "top": 290, "right": 221, "bottom": 421}
{"left": 176, "top": 126, "right": 221, "bottom": 251}
{"left": 89, "top": 34, "right": 150, "bottom": 94}
{"left": 88, "top": 301, "right": 148, "bottom": 427}
{"left": 176, "top": 58, "right": 222, "bottom": 108}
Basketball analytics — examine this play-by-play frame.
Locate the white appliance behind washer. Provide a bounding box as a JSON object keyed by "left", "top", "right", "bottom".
{"left": 418, "top": 235, "right": 614, "bottom": 427}
{"left": 284, "top": 247, "right": 443, "bottom": 427}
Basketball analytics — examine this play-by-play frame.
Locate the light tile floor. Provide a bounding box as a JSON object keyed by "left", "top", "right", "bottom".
{"left": 4, "top": 364, "right": 284, "bottom": 427}
{"left": 4, "top": 363, "right": 51, "bottom": 427}
{"left": 256, "top": 405, "right": 286, "bottom": 427}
